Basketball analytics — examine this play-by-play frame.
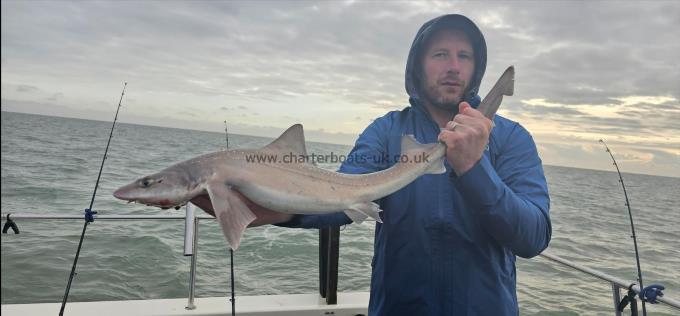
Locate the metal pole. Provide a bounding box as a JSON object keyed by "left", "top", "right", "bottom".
{"left": 319, "top": 227, "right": 329, "bottom": 298}
{"left": 186, "top": 217, "right": 199, "bottom": 310}
{"left": 325, "top": 226, "right": 340, "bottom": 305}
{"left": 612, "top": 283, "right": 622, "bottom": 316}
{"left": 184, "top": 203, "right": 197, "bottom": 256}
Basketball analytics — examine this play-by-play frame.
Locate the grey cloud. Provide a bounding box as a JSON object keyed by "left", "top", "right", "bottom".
{"left": 47, "top": 92, "right": 63, "bottom": 101}
{"left": 613, "top": 101, "right": 680, "bottom": 111}
{"left": 472, "top": 1, "right": 680, "bottom": 108}
{"left": 509, "top": 97, "right": 680, "bottom": 138}
{"left": 2, "top": 1, "right": 679, "bottom": 175}
{"left": 16, "top": 84, "right": 39, "bottom": 92}
{"left": 508, "top": 102, "right": 584, "bottom": 117}
{"left": 1, "top": 98, "right": 109, "bottom": 121}
{"left": 3, "top": 1, "right": 416, "bottom": 105}
{"left": 642, "top": 148, "right": 680, "bottom": 166}
{"left": 4, "top": 1, "right": 678, "bottom": 104}
{"left": 176, "top": 110, "right": 198, "bottom": 117}
{"left": 372, "top": 104, "right": 402, "bottom": 110}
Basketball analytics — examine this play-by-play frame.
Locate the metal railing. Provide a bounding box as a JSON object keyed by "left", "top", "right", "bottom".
{"left": 2, "top": 208, "right": 212, "bottom": 310}
{"left": 2, "top": 209, "right": 678, "bottom": 313}
{"left": 1, "top": 205, "right": 340, "bottom": 310}
{"left": 538, "top": 251, "right": 679, "bottom": 313}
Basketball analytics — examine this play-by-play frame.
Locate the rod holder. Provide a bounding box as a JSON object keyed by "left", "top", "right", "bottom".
{"left": 185, "top": 203, "right": 200, "bottom": 310}
{"left": 319, "top": 226, "right": 340, "bottom": 304}
{"left": 184, "top": 203, "right": 197, "bottom": 256}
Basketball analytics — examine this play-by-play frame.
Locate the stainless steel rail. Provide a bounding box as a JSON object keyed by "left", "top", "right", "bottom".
{"left": 1, "top": 214, "right": 214, "bottom": 220}
{"left": 184, "top": 203, "right": 200, "bottom": 310}
{"left": 1, "top": 209, "right": 213, "bottom": 310}
{"left": 539, "top": 251, "right": 680, "bottom": 312}
{"left": 2, "top": 211, "right": 678, "bottom": 313}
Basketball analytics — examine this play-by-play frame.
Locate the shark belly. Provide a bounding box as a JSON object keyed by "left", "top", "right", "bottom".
{"left": 235, "top": 178, "right": 356, "bottom": 214}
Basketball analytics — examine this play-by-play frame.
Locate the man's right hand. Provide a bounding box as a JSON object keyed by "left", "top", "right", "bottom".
{"left": 438, "top": 102, "right": 493, "bottom": 176}
{"left": 190, "top": 192, "right": 294, "bottom": 227}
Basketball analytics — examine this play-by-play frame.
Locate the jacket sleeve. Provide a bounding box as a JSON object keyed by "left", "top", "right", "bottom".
{"left": 276, "top": 117, "right": 391, "bottom": 229}
{"left": 451, "top": 123, "right": 551, "bottom": 258}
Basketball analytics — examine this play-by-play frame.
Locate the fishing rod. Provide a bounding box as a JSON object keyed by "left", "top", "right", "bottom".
{"left": 225, "top": 121, "right": 236, "bottom": 315}
{"left": 59, "top": 82, "right": 127, "bottom": 316}
{"left": 230, "top": 248, "right": 236, "bottom": 315}
{"left": 225, "top": 120, "right": 229, "bottom": 149}
{"left": 599, "top": 139, "right": 650, "bottom": 315}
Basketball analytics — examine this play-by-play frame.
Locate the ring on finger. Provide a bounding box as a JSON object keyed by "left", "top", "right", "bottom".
{"left": 447, "top": 121, "right": 459, "bottom": 131}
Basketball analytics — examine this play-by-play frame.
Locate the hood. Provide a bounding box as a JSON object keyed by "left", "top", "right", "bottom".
{"left": 405, "top": 14, "right": 487, "bottom": 109}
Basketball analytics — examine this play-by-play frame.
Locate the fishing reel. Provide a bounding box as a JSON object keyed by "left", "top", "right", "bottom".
{"left": 617, "top": 284, "right": 639, "bottom": 315}
{"left": 2, "top": 214, "right": 20, "bottom": 234}
{"left": 617, "top": 283, "right": 665, "bottom": 316}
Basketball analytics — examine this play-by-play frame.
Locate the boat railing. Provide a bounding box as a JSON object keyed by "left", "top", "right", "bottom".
{"left": 1, "top": 204, "right": 342, "bottom": 310}
{"left": 2, "top": 207, "right": 678, "bottom": 314}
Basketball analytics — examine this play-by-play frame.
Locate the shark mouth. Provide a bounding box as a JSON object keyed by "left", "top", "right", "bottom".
{"left": 126, "top": 199, "right": 187, "bottom": 210}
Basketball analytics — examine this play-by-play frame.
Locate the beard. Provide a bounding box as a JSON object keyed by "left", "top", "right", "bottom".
{"left": 420, "top": 80, "right": 468, "bottom": 113}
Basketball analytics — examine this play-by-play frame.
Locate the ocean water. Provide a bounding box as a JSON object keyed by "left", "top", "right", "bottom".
{"left": 1, "top": 111, "right": 678, "bottom": 315}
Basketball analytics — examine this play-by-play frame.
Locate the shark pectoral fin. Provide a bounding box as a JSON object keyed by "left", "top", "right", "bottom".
{"left": 344, "top": 210, "right": 366, "bottom": 224}
{"left": 345, "top": 202, "right": 383, "bottom": 224}
{"left": 206, "top": 183, "right": 257, "bottom": 250}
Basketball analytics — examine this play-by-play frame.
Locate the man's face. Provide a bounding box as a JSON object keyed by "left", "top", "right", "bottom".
{"left": 420, "top": 29, "right": 475, "bottom": 112}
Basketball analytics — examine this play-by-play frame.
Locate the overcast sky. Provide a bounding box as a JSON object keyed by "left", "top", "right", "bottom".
{"left": 2, "top": 0, "right": 679, "bottom": 177}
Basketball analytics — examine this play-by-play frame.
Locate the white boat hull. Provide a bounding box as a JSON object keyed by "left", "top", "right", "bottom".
{"left": 1, "top": 292, "right": 369, "bottom": 316}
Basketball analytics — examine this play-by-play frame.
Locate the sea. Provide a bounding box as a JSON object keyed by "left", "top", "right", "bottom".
{"left": 1, "top": 111, "right": 678, "bottom": 315}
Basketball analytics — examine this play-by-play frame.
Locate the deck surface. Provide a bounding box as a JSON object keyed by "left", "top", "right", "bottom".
{"left": 1, "top": 292, "right": 369, "bottom": 316}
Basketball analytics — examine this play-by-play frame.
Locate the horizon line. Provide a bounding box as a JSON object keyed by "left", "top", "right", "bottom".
{"left": 2, "top": 109, "right": 677, "bottom": 180}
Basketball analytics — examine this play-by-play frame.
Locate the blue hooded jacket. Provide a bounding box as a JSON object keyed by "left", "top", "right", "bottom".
{"left": 279, "top": 14, "right": 551, "bottom": 315}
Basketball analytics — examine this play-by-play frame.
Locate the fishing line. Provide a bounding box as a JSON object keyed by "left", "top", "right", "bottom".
{"left": 59, "top": 82, "right": 127, "bottom": 316}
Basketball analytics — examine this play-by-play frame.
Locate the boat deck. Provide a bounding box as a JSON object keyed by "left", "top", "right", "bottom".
{"left": 1, "top": 292, "right": 370, "bottom": 316}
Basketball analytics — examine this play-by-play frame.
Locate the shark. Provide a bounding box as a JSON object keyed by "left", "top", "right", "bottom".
{"left": 113, "top": 127, "right": 446, "bottom": 250}
{"left": 113, "top": 66, "right": 514, "bottom": 250}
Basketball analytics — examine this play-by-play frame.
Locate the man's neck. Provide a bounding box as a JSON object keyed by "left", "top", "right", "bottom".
{"left": 423, "top": 102, "right": 457, "bottom": 128}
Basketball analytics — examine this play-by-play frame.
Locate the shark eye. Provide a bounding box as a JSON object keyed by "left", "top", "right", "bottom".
{"left": 140, "top": 178, "right": 155, "bottom": 188}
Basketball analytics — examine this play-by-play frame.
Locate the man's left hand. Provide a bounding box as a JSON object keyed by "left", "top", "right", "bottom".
{"left": 438, "top": 102, "right": 493, "bottom": 176}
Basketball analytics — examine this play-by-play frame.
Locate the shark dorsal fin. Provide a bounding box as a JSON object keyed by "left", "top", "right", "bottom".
{"left": 262, "top": 124, "right": 308, "bottom": 156}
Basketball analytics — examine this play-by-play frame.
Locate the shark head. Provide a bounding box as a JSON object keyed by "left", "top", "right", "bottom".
{"left": 113, "top": 168, "right": 199, "bottom": 209}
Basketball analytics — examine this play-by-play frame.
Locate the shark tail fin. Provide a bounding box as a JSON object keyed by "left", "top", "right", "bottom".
{"left": 345, "top": 202, "right": 383, "bottom": 224}
{"left": 400, "top": 135, "right": 446, "bottom": 174}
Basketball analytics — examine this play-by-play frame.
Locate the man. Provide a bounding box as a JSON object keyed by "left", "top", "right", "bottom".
{"left": 195, "top": 14, "right": 551, "bottom": 315}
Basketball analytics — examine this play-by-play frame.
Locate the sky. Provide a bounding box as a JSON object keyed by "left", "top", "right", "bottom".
{"left": 1, "top": 0, "right": 679, "bottom": 177}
